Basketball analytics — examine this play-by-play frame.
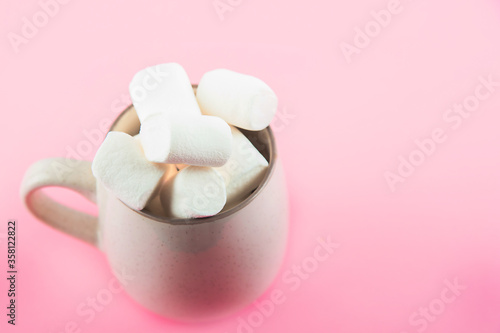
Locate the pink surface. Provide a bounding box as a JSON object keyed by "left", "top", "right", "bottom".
{"left": 2, "top": 0, "right": 500, "bottom": 332}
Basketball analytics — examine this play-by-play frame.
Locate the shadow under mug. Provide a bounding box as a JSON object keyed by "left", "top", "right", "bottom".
{"left": 20, "top": 98, "right": 289, "bottom": 321}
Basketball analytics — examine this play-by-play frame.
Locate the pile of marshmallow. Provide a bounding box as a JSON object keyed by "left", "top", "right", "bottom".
{"left": 91, "top": 63, "right": 277, "bottom": 219}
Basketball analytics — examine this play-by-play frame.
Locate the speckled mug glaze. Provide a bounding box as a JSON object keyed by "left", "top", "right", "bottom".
{"left": 21, "top": 101, "right": 289, "bottom": 321}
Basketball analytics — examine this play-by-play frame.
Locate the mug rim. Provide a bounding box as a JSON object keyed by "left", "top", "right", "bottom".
{"left": 108, "top": 88, "right": 278, "bottom": 226}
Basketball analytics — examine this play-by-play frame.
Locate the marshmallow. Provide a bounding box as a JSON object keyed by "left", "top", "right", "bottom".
{"left": 92, "top": 131, "right": 165, "bottom": 211}
{"left": 160, "top": 166, "right": 227, "bottom": 218}
{"left": 196, "top": 69, "right": 278, "bottom": 131}
{"left": 139, "top": 114, "right": 232, "bottom": 167}
{"left": 129, "top": 63, "right": 201, "bottom": 123}
{"left": 216, "top": 126, "right": 268, "bottom": 208}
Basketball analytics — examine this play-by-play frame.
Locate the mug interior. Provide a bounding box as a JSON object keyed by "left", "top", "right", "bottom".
{"left": 108, "top": 87, "right": 277, "bottom": 225}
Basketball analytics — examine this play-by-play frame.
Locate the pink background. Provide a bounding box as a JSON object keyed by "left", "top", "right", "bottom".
{"left": 2, "top": 0, "right": 500, "bottom": 332}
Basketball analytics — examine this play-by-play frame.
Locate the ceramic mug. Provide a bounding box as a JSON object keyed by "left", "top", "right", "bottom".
{"left": 21, "top": 102, "right": 289, "bottom": 321}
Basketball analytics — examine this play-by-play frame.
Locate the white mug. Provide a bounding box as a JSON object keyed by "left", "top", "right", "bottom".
{"left": 21, "top": 103, "right": 289, "bottom": 321}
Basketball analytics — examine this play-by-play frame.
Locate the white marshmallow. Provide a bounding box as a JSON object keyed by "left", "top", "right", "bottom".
{"left": 216, "top": 126, "right": 268, "bottom": 208}
{"left": 129, "top": 63, "right": 201, "bottom": 123}
{"left": 139, "top": 114, "right": 232, "bottom": 167}
{"left": 92, "top": 131, "right": 165, "bottom": 211}
{"left": 160, "top": 166, "right": 227, "bottom": 219}
{"left": 196, "top": 69, "right": 278, "bottom": 131}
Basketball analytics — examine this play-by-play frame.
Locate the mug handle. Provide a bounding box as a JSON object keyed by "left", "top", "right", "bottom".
{"left": 20, "top": 158, "right": 99, "bottom": 247}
